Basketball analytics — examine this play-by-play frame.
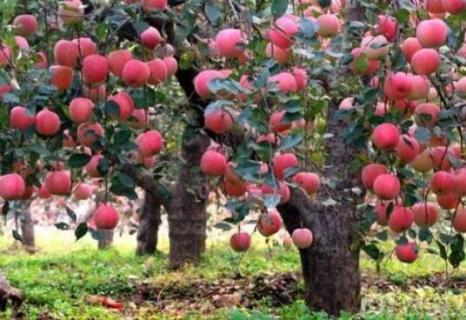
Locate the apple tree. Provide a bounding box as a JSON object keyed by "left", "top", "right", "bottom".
{"left": 1, "top": 0, "right": 466, "bottom": 316}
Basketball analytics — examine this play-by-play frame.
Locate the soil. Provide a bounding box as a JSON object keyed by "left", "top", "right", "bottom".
{"left": 124, "top": 271, "right": 466, "bottom": 317}
{"left": 130, "top": 272, "right": 302, "bottom": 314}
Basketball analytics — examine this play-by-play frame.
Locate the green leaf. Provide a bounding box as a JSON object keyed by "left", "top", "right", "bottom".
{"left": 375, "top": 230, "right": 388, "bottom": 241}
{"left": 449, "top": 234, "right": 465, "bottom": 268}
{"left": 55, "top": 222, "right": 70, "bottom": 230}
{"left": 12, "top": 230, "right": 23, "bottom": 243}
{"left": 340, "top": 53, "right": 354, "bottom": 65}
{"left": 283, "top": 97, "right": 301, "bottom": 112}
{"left": 2, "top": 93, "right": 20, "bottom": 104}
{"left": 1, "top": 0, "right": 17, "bottom": 23}
{"left": 208, "top": 78, "right": 244, "bottom": 95}
{"left": 96, "top": 23, "right": 108, "bottom": 39}
{"left": 282, "top": 110, "right": 302, "bottom": 123}
{"left": 0, "top": 106, "right": 9, "bottom": 129}
{"left": 117, "top": 172, "right": 135, "bottom": 188}
{"left": 394, "top": 9, "right": 410, "bottom": 24}
{"left": 66, "top": 207, "right": 77, "bottom": 223}
{"left": 255, "top": 68, "right": 270, "bottom": 88}
{"left": 391, "top": 49, "right": 406, "bottom": 71}
{"left": 97, "top": 157, "right": 110, "bottom": 176}
{"left": 363, "top": 243, "right": 383, "bottom": 261}
{"left": 204, "top": 100, "right": 234, "bottom": 116}
{"left": 68, "top": 154, "right": 91, "bottom": 168}
{"left": 439, "top": 233, "right": 454, "bottom": 244}
{"left": 133, "top": 20, "right": 150, "bottom": 34}
{"left": 271, "top": 0, "right": 288, "bottom": 18}
{"left": 113, "top": 129, "right": 131, "bottom": 145}
{"left": 75, "top": 222, "right": 88, "bottom": 241}
{"left": 436, "top": 240, "right": 448, "bottom": 260}
{"left": 318, "top": 0, "right": 331, "bottom": 7}
{"left": 205, "top": 3, "right": 222, "bottom": 25}
{"left": 283, "top": 166, "right": 300, "bottom": 179}
{"left": 354, "top": 56, "right": 368, "bottom": 73}
{"left": 396, "top": 235, "right": 408, "bottom": 245}
{"left": 418, "top": 227, "right": 432, "bottom": 242}
{"left": 105, "top": 101, "right": 120, "bottom": 118}
{"left": 110, "top": 173, "right": 137, "bottom": 199}
{"left": 386, "top": 202, "right": 394, "bottom": 217}
{"left": 213, "top": 221, "right": 233, "bottom": 231}
{"left": 359, "top": 204, "right": 376, "bottom": 233}
{"left": 28, "top": 144, "right": 51, "bottom": 156}
{"left": 89, "top": 228, "right": 105, "bottom": 241}
{"left": 224, "top": 199, "right": 250, "bottom": 223}
{"left": 234, "top": 160, "right": 262, "bottom": 182}
{"left": 437, "top": 109, "right": 455, "bottom": 127}
{"left": 369, "top": 41, "right": 388, "bottom": 49}
{"left": 278, "top": 134, "right": 303, "bottom": 151}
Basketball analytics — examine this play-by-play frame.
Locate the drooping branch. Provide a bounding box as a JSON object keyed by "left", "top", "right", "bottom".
{"left": 121, "top": 164, "right": 172, "bottom": 210}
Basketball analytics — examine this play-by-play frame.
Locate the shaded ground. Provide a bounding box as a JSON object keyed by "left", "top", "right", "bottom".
{"left": 131, "top": 272, "right": 301, "bottom": 312}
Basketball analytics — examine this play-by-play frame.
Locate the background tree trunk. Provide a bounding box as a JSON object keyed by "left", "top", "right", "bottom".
{"left": 277, "top": 102, "right": 363, "bottom": 316}
{"left": 168, "top": 129, "right": 211, "bottom": 269}
{"left": 98, "top": 230, "right": 114, "bottom": 250}
{"left": 17, "top": 200, "right": 35, "bottom": 252}
{"left": 136, "top": 192, "right": 162, "bottom": 255}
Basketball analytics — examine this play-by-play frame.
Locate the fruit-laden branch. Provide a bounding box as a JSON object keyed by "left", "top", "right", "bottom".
{"left": 115, "top": 15, "right": 244, "bottom": 203}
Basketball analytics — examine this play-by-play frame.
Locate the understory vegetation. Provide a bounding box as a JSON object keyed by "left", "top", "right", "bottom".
{"left": 1, "top": 231, "right": 466, "bottom": 319}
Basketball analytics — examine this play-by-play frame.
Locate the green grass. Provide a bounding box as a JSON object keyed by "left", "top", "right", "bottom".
{"left": 0, "top": 246, "right": 143, "bottom": 319}
{"left": 1, "top": 230, "right": 466, "bottom": 319}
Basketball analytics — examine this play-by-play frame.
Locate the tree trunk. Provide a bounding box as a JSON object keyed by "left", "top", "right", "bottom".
{"left": 168, "top": 129, "right": 211, "bottom": 269}
{"left": 276, "top": 2, "right": 367, "bottom": 315}
{"left": 0, "top": 270, "right": 22, "bottom": 312}
{"left": 98, "top": 230, "right": 114, "bottom": 250}
{"left": 136, "top": 192, "right": 162, "bottom": 255}
{"left": 18, "top": 200, "right": 35, "bottom": 252}
{"left": 277, "top": 102, "right": 363, "bottom": 316}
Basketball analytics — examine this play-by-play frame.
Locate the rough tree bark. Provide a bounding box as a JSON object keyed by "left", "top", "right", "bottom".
{"left": 136, "top": 192, "right": 162, "bottom": 255}
{"left": 18, "top": 200, "right": 35, "bottom": 252}
{"left": 277, "top": 102, "right": 363, "bottom": 315}
{"left": 164, "top": 64, "right": 212, "bottom": 269}
{"left": 168, "top": 128, "right": 211, "bottom": 269}
{"left": 122, "top": 163, "right": 171, "bottom": 256}
{"left": 276, "top": 2, "right": 366, "bottom": 315}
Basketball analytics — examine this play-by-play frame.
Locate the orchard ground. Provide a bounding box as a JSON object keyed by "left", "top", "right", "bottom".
{"left": 2, "top": 224, "right": 466, "bottom": 319}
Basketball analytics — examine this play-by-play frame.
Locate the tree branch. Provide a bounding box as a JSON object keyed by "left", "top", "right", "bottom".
{"left": 122, "top": 164, "right": 172, "bottom": 210}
